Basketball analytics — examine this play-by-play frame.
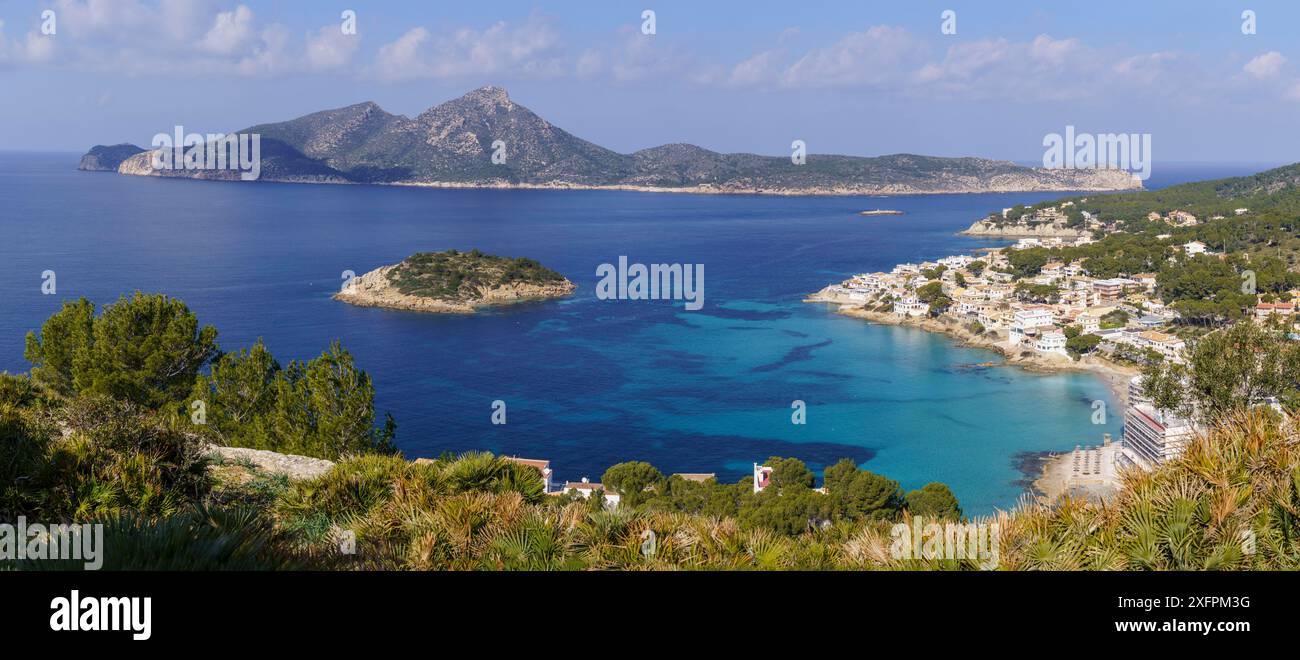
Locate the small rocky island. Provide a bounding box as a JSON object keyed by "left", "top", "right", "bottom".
{"left": 334, "top": 249, "right": 576, "bottom": 313}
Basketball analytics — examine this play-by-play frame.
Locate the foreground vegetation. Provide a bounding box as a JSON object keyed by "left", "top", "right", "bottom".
{"left": 4, "top": 293, "right": 1299, "bottom": 570}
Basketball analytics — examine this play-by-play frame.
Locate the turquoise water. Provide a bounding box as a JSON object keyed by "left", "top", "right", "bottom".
{"left": 2, "top": 155, "right": 1256, "bottom": 513}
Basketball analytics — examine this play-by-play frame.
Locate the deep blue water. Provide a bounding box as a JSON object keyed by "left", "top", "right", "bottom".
{"left": 0, "top": 155, "right": 1268, "bottom": 513}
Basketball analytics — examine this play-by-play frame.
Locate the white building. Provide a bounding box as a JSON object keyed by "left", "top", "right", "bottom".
{"left": 1120, "top": 404, "right": 1196, "bottom": 471}
{"left": 1076, "top": 312, "right": 1101, "bottom": 334}
{"left": 1183, "top": 241, "right": 1208, "bottom": 257}
{"left": 893, "top": 294, "right": 929, "bottom": 317}
{"left": 1034, "top": 329, "right": 1068, "bottom": 355}
{"left": 1136, "top": 330, "right": 1186, "bottom": 362}
{"left": 562, "top": 478, "right": 621, "bottom": 508}
{"left": 753, "top": 463, "right": 773, "bottom": 493}
{"left": 1010, "top": 307, "right": 1055, "bottom": 344}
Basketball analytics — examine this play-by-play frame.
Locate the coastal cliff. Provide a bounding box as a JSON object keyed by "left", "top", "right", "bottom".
{"left": 81, "top": 86, "right": 1143, "bottom": 196}
{"left": 960, "top": 219, "right": 1089, "bottom": 238}
{"left": 77, "top": 144, "right": 145, "bottom": 171}
{"left": 334, "top": 250, "right": 576, "bottom": 313}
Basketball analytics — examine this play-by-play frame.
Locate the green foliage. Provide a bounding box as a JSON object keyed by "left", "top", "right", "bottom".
{"left": 1015, "top": 281, "right": 1060, "bottom": 304}
{"left": 915, "top": 281, "right": 951, "bottom": 313}
{"left": 738, "top": 488, "right": 832, "bottom": 536}
{"left": 0, "top": 401, "right": 54, "bottom": 518}
{"left": 1066, "top": 333, "right": 1101, "bottom": 358}
{"left": 386, "top": 250, "right": 566, "bottom": 300}
{"left": 824, "top": 458, "right": 904, "bottom": 521}
{"left": 1143, "top": 321, "right": 1300, "bottom": 424}
{"left": 641, "top": 476, "right": 746, "bottom": 518}
{"left": 3, "top": 395, "right": 210, "bottom": 521}
{"left": 25, "top": 294, "right": 218, "bottom": 408}
{"left": 1100, "top": 309, "right": 1129, "bottom": 329}
{"left": 7, "top": 506, "right": 300, "bottom": 571}
{"left": 967, "top": 260, "right": 986, "bottom": 276}
{"left": 764, "top": 456, "right": 816, "bottom": 491}
{"left": 1006, "top": 249, "right": 1049, "bottom": 278}
{"left": 23, "top": 298, "right": 93, "bottom": 396}
{"left": 192, "top": 340, "right": 396, "bottom": 460}
{"left": 600, "top": 461, "right": 664, "bottom": 508}
{"left": 904, "top": 483, "right": 962, "bottom": 520}
{"left": 0, "top": 373, "right": 38, "bottom": 408}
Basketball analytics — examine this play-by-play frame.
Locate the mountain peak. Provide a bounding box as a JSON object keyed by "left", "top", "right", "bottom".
{"left": 461, "top": 85, "right": 510, "bottom": 105}
{"left": 86, "top": 86, "right": 1147, "bottom": 194}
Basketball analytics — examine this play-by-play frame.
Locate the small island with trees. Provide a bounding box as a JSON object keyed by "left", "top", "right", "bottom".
{"left": 334, "top": 249, "right": 576, "bottom": 313}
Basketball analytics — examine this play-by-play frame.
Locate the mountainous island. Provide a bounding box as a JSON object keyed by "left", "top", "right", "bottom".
{"left": 333, "top": 249, "right": 576, "bottom": 313}
{"left": 79, "top": 86, "right": 1141, "bottom": 196}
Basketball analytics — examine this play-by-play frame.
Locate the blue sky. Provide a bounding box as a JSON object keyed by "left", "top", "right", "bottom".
{"left": 2, "top": 0, "right": 1299, "bottom": 162}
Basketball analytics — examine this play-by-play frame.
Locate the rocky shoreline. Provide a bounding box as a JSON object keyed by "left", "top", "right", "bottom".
{"left": 959, "top": 220, "right": 1088, "bottom": 238}
{"left": 333, "top": 263, "right": 576, "bottom": 313}
{"left": 101, "top": 171, "right": 1141, "bottom": 197}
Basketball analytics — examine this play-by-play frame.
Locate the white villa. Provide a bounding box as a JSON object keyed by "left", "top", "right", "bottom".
{"left": 893, "top": 294, "right": 929, "bottom": 317}
{"left": 1034, "top": 329, "right": 1068, "bottom": 355}
{"left": 1010, "top": 306, "right": 1055, "bottom": 344}
{"left": 1135, "top": 330, "right": 1186, "bottom": 362}
{"left": 561, "top": 478, "right": 621, "bottom": 509}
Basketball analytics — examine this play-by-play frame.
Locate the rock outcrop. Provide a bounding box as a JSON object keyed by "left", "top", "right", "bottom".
{"left": 208, "top": 445, "right": 335, "bottom": 480}
{"left": 960, "top": 219, "right": 1089, "bottom": 238}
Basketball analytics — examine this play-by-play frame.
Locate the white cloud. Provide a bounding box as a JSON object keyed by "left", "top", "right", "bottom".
{"left": 908, "top": 34, "right": 1127, "bottom": 101}
{"left": 727, "top": 49, "right": 786, "bottom": 87}
{"left": 373, "top": 15, "right": 564, "bottom": 81}
{"left": 197, "top": 5, "right": 256, "bottom": 56}
{"left": 0, "top": 19, "right": 59, "bottom": 66}
{"left": 1244, "top": 51, "right": 1287, "bottom": 80}
{"left": 4, "top": 1, "right": 354, "bottom": 77}
{"left": 1, "top": 6, "right": 1290, "bottom": 108}
{"left": 581, "top": 28, "right": 701, "bottom": 82}
{"left": 304, "top": 24, "right": 359, "bottom": 72}
{"left": 781, "top": 26, "right": 928, "bottom": 88}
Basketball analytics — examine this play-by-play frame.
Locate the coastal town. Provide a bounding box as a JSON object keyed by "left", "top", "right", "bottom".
{"left": 810, "top": 200, "right": 1298, "bottom": 502}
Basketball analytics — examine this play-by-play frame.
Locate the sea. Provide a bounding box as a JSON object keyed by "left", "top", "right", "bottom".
{"left": 0, "top": 155, "right": 1273, "bottom": 514}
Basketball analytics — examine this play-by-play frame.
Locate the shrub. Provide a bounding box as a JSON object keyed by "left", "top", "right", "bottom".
{"left": 24, "top": 294, "right": 218, "bottom": 408}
